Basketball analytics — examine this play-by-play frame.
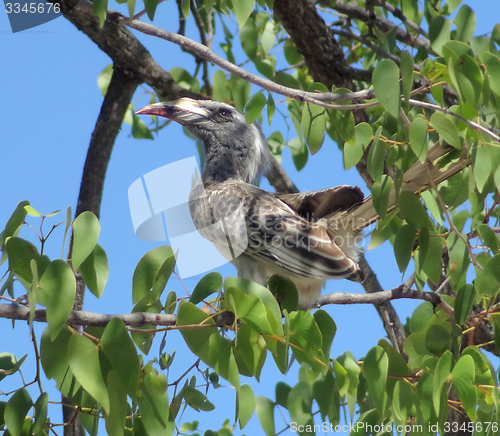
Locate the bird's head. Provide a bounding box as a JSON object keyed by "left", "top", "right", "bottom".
{"left": 136, "top": 98, "right": 271, "bottom": 184}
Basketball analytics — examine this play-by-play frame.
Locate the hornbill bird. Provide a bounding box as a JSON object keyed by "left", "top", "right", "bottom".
{"left": 136, "top": 98, "right": 469, "bottom": 308}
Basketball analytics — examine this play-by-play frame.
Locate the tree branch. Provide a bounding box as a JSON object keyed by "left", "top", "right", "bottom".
{"left": 369, "top": 0, "right": 429, "bottom": 38}
{"left": 316, "top": 281, "right": 454, "bottom": 317}
{"left": 329, "top": 0, "right": 435, "bottom": 54}
{"left": 0, "top": 303, "right": 177, "bottom": 327}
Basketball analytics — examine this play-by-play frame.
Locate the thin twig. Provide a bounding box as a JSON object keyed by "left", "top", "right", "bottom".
{"left": 409, "top": 99, "right": 500, "bottom": 143}
{"left": 370, "top": 0, "right": 429, "bottom": 38}
{"left": 423, "top": 163, "right": 481, "bottom": 269}
{"left": 109, "top": 11, "right": 376, "bottom": 105}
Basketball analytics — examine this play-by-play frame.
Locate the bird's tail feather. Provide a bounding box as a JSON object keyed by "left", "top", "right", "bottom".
{"left": 333, "top": 143, "right": 471, "bottom": 231}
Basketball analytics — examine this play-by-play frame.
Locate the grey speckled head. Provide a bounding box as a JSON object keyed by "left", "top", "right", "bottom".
{"left": 136, "top": 98, "right": 272, "bottom": 185}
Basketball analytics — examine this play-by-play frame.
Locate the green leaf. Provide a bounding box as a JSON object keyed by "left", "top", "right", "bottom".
{"left": 72, "top": 212, "right": 100, "bottom": 271}
{"left": 373, "top": 59, "right": 400, "bottom": 118}
{"left": 104, "top": 370, "right": 127, "bottom": 436}
{"left": 392, "top": 380, "right": 413, "bottom": 427}
{"left": 97, "top": 64, "right": 113, "bottom": 96}
{"left": 454, "top": 4, "right": 476, "bottom": 43}
{"left": 208, "top": 333, "right": 240, "bottom": 388}
{"left": 418, "top": 230, "right": 444, "bottom": 284}
{"left": 454, "top": 284, "right": 475, "bottom": 326}
{"left": 32, "top": 392, "right": 48, "bottom": 436}
{"left": 429, "top": 16, "right": 452, "bottom": 55}
{"left": 38, "top": 260, "right": 76, "bottom": 340}
{"left": 256, "top": 396, "right": 275, "bottom": 436}
{"left": 394, "top": 224, "right": 417, "bottom": 272}
{"left": 400, "top": 50, "right": 414, "bottom": 103}
{"left": 165, "top": 290, "right": 177, "bottom": 314}
{"left": 6, "top": 237, "right": 41, "bottom": 285}
{"left": 177, "top": 301, "right": 216, "bottom": 365}
{"left": 302, "top": 102, "right": 326, "bottom": 155}
{"left": 151, "top": 254, "right": 175, "bottom": 303}
{"left": 231, "top": 0, "right": 255, "bottom": 27}
{"left": 238, "top": 384, "right": 256, "bottom": 428}
{"left": 409, "top": 118, "right": 429, "bottom": 163}
{"left": 371, "top": 175, "right": 392, "bottom": 219}
{"left": 24, "top": 205, "right": 45, "bottom": 217}
{"left": 313, "top": 371, "right": 339, "bottom": 424}
{"left": 344, "top": 122, "right": 372, "bottom": 169}
{"left": 267, "top": 93, "right": 275, "bottom": 125}
{"left": 475, "top": 253, "right": 500, "bottom": 297}
{"left": 5, "top": 388, "right": 32, "bottom": 436}
{"left": 481, "top": 52, "right": 500, "bottom": 97}
{"left": 275, "top": 382, "right": 291, "bottom": 408}
{"left": 80, "top": 243, "right": 109, "bottom": 298}
{"left": 425, "top": 324, "right": 450, "bottom": 355}
{"left": 244, "top": 91, "right": 266, "bottom": 125}
{"left": 182, "top": 387, "right": 215, "bottom": 411}
{"left": 433, "top": 351, "right": 452, "bottom": 417}
{"left": 143, "top": 0, "right": 159, "bottom": 20}
{"left": 267, "top": 274, "right": 298, "bottom": 312}
{"left": 226, "top": 286, "right": 272, "bottom": 334}
{"left": 132, "top": 245, "right": 174, "bottom": 303}
{"left": 477, "top": 224, "right": 499, "bottom": 254}
{"left": 329, "top": 107, "right": 355, "bottom": 143}
{"left": 68, "top": 333, "right": 110, "bottom": 414}
{"left": 287, "top": 137, "right": 308, "bottom": 171}
{"left": 429, "top": 112, "right": 461, "bottom": 148}
{"left": 181, "top": 0, "right": 190, "bottom": 18}
{"left": 138, "top": 368, "right": 172, "bottom": 436}
{"left": 473, "top": 145, "right": 493, "bottom": 193}
{"left": 224, "top": 277, "right": 283, "bottom": 336}
{"left": 314, "top": 310, "right": 336, "bottom": 366}
{"left": 235, "top": 323, "right": 267, "bottom": 379}
{"left": 190, "top": 272, "right": 222, "bottom": 304}
{"left": 288, "top": 381, "right": 313, "bottom": 429}
{"left": 399, "top": 191, "right": 430, "bottom": 230}
{"left": 62, "top": 206, "right": 72, "bottom": 258}
{"left": 0, "top": 200, "right": 29, "bottom": 250}
{"left": 100, "top": 318, "right": 141, "bottom": 398}
{"left": 455, "top": 54, "right": 483, "bottom": 106}
{"left": 92, "top": 0, "right": 108, "bottom": 28}
{"left": 362, "top": 346, "right": 388, "bottom": 415}
{"left": 132, "top": 113, "right": 154, "bottom": 139}
{"left": 366, "top": 127, "right": 385, "bottom": 182}
{"left": 240, "top": 16, "right": 258, "bottom": 60}
{"left": 450, "top": 354, "right": 476, "bottom": 419}
{"left": 0, "top": 353, "right": 27, "bottom": 381}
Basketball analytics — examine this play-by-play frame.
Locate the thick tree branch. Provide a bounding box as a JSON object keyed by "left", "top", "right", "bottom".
{"left": 59, "top": 0, "right": 198, "bottom": 102}
{"left": 0, "top": 284, "right": 452, "bottom": 326}
{"left": 107, "top": 10, "right": 375, "bottom": 105}
{"left": 0, "top": 303, "right": 177, "bottom": 327}
{"left": 317, "top": 280, "right": 454, "bottom": 317}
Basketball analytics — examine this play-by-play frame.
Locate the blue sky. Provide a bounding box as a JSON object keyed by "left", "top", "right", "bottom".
{"left": 1, "top": 1, "right": 500, "bottom": 434}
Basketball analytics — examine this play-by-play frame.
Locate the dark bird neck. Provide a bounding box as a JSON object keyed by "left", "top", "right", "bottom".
{"left": 200, "top": 125, "right": 272, "bottom": 185}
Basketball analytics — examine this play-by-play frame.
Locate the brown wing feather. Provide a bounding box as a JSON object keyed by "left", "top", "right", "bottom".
{"left": 275, "top": 185, "right": 364, "bottom": 221}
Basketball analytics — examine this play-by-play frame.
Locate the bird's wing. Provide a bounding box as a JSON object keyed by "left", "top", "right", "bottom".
{"left": 189, "top": 181, "right": 363, "bottom": 282}
{"left": 335, "top": 143, "right": 471, "bottom": 231}
{"left": 274, "top": 185, "right": 364, "bottom": 221}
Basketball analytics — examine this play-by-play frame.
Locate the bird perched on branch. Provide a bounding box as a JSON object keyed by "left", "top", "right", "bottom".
{"left": 136, "top": 98, "right": 469, "bottom": 308}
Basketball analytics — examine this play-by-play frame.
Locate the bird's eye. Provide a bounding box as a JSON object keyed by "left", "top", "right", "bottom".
{"left": 218, "top": 109, "right": 231, "bottom": 118}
